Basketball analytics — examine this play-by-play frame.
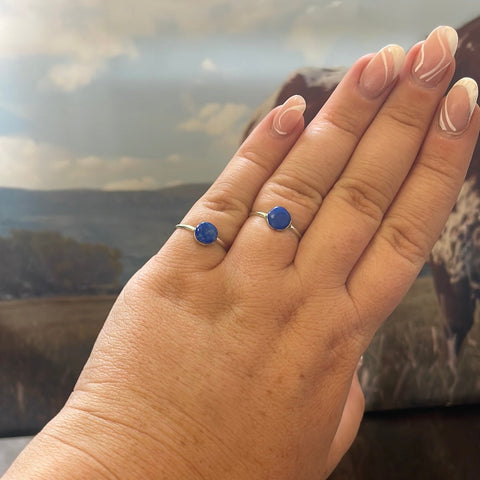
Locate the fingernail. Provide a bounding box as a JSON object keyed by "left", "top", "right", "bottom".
{"left": 272, "top": 95, "right": 306, "bottom": 135}
{"left": 412, "top": 26, "right": 458, "bottom": 86}
{"left": 439, "top": 77, "right": 478, "bottom": 134}
{"left": 359, "top": 44, "right": 405, "bottom": 99}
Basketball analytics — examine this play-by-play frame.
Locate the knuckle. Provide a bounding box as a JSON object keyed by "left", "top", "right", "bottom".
{"left": 418, "top": 150, "right": 462, "bottom": 186}
{"left": 314, "top": 108, "right": 361, "bottom": 142}
{"left": 334, "top": 177, "right": 387, "bottom": 224}
{"left": 235, "top": 148, "right": 273, "bottom": 178}
{"left": 115, "top": 281, "right": 144, "bottom": 318}
{"left": 202, "top": 183, "right": 249, "bottom": 218}
{"left": 130, "top": 256, "right": 190, "bottom": 301}
{"left": 382, "top": 217, "right": 430, "bottom": 266}
{"left": 381, "top": 103, "right": 426, "bottom": 136}
{"left": 268, "top": 170, "right": 323, "bottom": 212}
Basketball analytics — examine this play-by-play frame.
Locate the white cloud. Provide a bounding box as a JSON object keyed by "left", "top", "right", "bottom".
{"left": 284, "top": 1, "right": 477, "bottom": 66}
{"left": 285, "top": 1, "right": 363, "bottom": 65}
{"left": 0, "top": 0, "right": 141, "bottom": 91}
{"left": 0, "top": 0, "right": 304, "bottom": 91}
{"left": 45, "top": 60, "right": 105, "bottom": 92}
{"left": 201, "top": 57, "right": 218, "bottom": 72}
{"left": 178, "top": 102, "right": 252, "bottom": 154}
{"left": 328, "top": 0, "right": 343, "bottom": 8}
{"left": 76, "top": 155, "right": 104, "bottom": 168}
{"left": 103, "top": 176, "right": 159, "bottom": 191}
{"left": 0, "top": 0, "right": 477, "bottom": 93}
{"left": 0, "top": 135, "right": 180, "bottom": 190}
{"left": 165, "top": 154, "right": 182, "bottom": 164}
{"left": 0, "top": 136, "right": 68, "bottom": 189}
{"left": 165, "top": 179, "right": 183, "bottom": 188}
{"left": 178, "top": 102, "right": 250, "bottom": 137}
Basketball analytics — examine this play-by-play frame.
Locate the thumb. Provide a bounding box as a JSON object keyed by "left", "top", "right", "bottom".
{"left": 324, "top": 367, "right": 365, "bottom": 477}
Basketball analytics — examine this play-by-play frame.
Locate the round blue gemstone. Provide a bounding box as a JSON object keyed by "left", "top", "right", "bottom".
{"left": 194, "top": 222, "right": 218, "bottom": 245}
{"left": 267, "top": 206, "right": 291, "bottom": 231}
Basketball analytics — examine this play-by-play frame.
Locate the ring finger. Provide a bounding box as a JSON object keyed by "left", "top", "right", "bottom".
{"left": 230, "top": 43, "right": 406, "bottom": 266}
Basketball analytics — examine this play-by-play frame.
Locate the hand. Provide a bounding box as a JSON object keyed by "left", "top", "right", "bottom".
{"left": 5, "top": 26, "right": 480, "bottom": 480}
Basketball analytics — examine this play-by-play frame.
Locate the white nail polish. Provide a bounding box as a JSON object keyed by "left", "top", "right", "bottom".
{"left": 458, "top": 77, "right": 479, "bottom": 117}
{"left": 273, "top": 95, "right": 306, "bottom": 135}
{"left": 439, "top": 77, "right": 478, "bottom": 134}
{"left": 359, "top": 44, "right": 405, "bottom": 99}
{"left": 443, "top": 26, "right": 459, "bottom": 56}
{"left": 413, "top": 26, "right": 458, "bottom": 85}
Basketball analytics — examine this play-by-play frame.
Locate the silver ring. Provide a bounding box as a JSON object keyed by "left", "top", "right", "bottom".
{"left": 250, "top": 206, "right": 301, "bottom": 238}
{"left": 175, "top": 222, "right": 226, "bottom": 248}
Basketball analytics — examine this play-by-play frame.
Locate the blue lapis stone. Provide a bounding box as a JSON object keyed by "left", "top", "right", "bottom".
{"left": 194, "top": 222, "right": 218, "bottom": 245}
{"left": 267, "top": 206, "right": 291, "bottom": 231}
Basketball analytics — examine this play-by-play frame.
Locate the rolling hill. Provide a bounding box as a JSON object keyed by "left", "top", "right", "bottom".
{"left": 0, "top": 184, "right": 210, "bottom": 283}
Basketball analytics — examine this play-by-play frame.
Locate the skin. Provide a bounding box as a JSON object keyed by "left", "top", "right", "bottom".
{"left": 4, "top": 38, "right": 480, "bottom": 479}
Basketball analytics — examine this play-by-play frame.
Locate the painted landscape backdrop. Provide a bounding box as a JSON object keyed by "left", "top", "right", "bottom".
{"left": 1, "top": 183, "right": 480, "bottom": 435}
{"left": 2, "top": 0, "right": 480, "bottom": 437}
{"left": 0, "top": 183, "right": 208, "bottom": 434}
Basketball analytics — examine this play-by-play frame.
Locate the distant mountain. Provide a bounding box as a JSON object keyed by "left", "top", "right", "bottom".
{"left": 0, "top": 183, "right": 210, "bottom": 283}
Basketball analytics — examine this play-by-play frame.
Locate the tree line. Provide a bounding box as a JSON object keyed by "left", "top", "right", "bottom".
{"left": 0, "top": 230, "right": 122, "bottom": 299}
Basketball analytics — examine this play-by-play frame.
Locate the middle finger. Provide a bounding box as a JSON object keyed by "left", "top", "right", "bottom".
{"left": 298, "top": 26, "right": 458, "bottom": 282}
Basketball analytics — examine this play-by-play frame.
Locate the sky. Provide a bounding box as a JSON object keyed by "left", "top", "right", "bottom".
{"left": 0, "top": 0, "right": 479, "bottom": 191}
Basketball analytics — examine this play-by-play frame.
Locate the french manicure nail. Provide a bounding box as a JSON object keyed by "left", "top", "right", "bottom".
{"left": 359, "top": 44, "right": 405, "bottom": 98}
{"left": 272, "top": 95, "right": 306, "bottom": 135}
{"left": 439, "top": 77, "right": 478, "bottom": 134}
{"left": 413, "top": 26, "right": 458, "bottom": 86}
